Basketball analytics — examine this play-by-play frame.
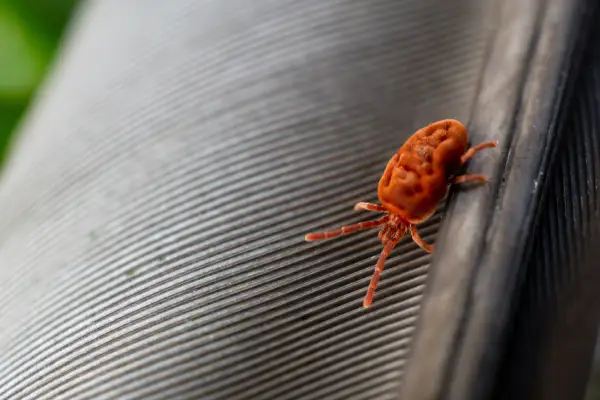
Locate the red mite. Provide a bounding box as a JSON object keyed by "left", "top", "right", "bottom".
{"left": 305, "top": 119, "right": 497, "bottom": 308}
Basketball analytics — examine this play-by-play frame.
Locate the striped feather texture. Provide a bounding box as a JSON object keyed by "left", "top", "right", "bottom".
{"left": 0, "top": 0, "right": 495, "bottom": 399}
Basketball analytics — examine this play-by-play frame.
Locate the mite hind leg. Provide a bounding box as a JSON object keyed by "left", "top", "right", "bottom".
{"left": 460, "top": 141, "right": 497, "bottom": 165}
{"left": 454, "top": 174, "right": 488, "bottom": 184}
{"left": 456, "top": 141, "right": 497, "bottom": 185}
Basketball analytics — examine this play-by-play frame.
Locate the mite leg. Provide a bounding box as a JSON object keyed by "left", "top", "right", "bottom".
{"left": 409, "top": 225, "right": 434, "bottom": 253}
{"left": 378, "top": 224, "right": 391, "bottom": 243}
{"left": 354, "top": 202, "right": 387, "bottom": 212}
{"left": 454, "top": 174, "right": 488, "bottom": 184}
{"left": 460, "top": 141, "right": 498, "bottom": 164}
{"left": 305, "top": 215, "right": 389, "bottom": 241}
{"left": 363, "top": 227, "right": 406, "bottom": 308}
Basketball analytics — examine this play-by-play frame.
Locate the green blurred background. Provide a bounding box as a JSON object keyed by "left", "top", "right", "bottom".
{"left": 0, "top": 0, "right": 78, "bottom": 169}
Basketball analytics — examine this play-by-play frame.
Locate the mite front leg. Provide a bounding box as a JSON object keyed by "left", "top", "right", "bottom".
{"left": 354, "top": 202, "right": 387, "bottom": 212}
{"left": 378, "top": 225, "right": 387, "bottom": 243}
{"left": 363, "top": 228, "right": 405, "bottom": 308}
{"left": 305, "top": 215, "right": 389, "bottom": 241}
{"left": 409, "top": 225, "right": 434, "bottom": 253}
{"left": 460, "top": 141, "right": 497, "bottom": 165}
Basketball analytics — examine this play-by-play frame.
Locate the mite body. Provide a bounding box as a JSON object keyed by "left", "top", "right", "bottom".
{"left": 305, "top": 119, "right": 497, "bottom": 308}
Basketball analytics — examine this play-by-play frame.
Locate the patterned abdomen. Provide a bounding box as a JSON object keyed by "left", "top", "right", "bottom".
{"left": 377, "top": 119, "right": 468, "bottom": 223}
